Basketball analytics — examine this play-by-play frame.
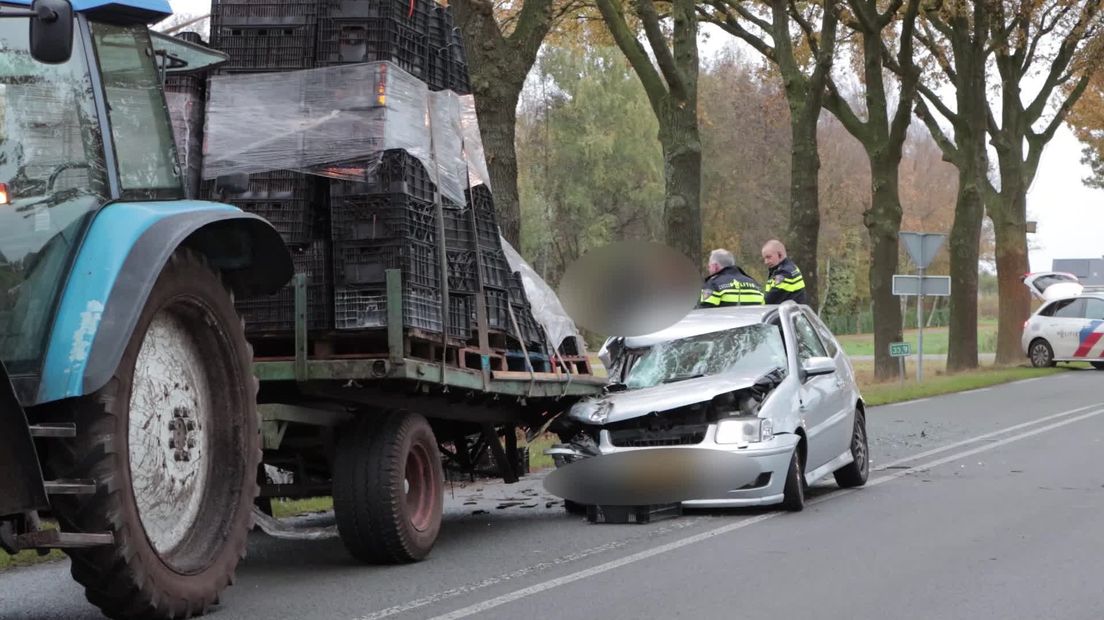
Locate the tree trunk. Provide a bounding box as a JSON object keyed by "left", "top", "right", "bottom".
{"left": 866, "top": 163, "right": 904, "bottom": 380}
{"left": 989, "top": 193, "right": 1031, "bottom": 365}
{"left": 945, "top": 168, "right": 985, "bottom": 371}
{"left": 657, "top": 99, "right": 703, "bottom": 267}
{"left": 471, "top": 89, "right": 523, "bottom": 247}
{"left": 787, "top": 113, "right": 820, "bottom": 309}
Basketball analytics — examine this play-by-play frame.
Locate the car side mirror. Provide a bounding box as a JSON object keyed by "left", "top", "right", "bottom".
{"left": 801, "top": 356, "right": 836, "bottom": 378}
{"left": 28, "top": 0, "right": 73, "bottom": 64}
{"left": 215, "top": 173, "right": 250, "bottom": 197}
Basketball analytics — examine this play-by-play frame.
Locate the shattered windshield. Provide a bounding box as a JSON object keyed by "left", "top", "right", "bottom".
{"left": 0, "top": 15, "right": 108, "bottom": 377}
{"left": 624, "top": 324, "right": 787, "bottom": 389}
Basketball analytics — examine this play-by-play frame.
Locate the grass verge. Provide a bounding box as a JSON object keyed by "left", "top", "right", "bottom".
{"left": 270, "top": 497, "right": 334, "bottom": 519}
{"left": 854, "top": 362, "right": 1070, "bottom": 407}
{"left": 0, "top": 548, "right": 66, "bottom": 572}
{"left": 836, "top": 320, "right": 998, "bottom": 357}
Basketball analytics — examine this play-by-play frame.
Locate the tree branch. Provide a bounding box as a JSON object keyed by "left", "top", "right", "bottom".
{"left": 702, "top": 3, "right": 778, "bottom": 63}
{"left": 634, "top": 0, "right": 684, "bottom": 96}
{"left": 914, "top": 97, "right": 960, "bottom": 164}
{"left": 507, "top": 0, "right": 556, "bottom": 54}
{"left": 888, "top": 0, "right": 922, "bottom": 149}
{"left": 917, "top": 82, "right": 958, "bottom": 126}
{"left": 594, "top": 0, "right": 669, "bottom": 111}
{"left": 727, "top": 0, "right": 773, "bottom": 33}
{"left": 823, "top": 77, "right": 870, "bottom": 139}
{"left": 788, "top": 0, "right": 820, "bottom": 55}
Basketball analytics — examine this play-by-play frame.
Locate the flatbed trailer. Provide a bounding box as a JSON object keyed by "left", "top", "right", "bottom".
{"left": 249, "top": 269, "right": 605, "bottom": 563}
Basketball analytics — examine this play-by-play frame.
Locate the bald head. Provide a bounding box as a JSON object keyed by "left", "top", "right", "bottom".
{"left": 762, "top": 239, "right": 786, "bottom": 269}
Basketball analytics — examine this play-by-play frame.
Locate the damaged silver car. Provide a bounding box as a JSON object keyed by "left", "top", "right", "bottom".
{"left": 549, "top": 302, "right": 868, "bottom": 512}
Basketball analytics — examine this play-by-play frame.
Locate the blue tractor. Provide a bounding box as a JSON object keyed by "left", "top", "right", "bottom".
{"left": 0, "top": 0, "right": 292, "bottom": 617}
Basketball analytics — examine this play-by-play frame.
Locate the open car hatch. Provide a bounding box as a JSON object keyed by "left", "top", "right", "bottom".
{"left": 1023, "top": 271, "right": 1084, "bottom": 302}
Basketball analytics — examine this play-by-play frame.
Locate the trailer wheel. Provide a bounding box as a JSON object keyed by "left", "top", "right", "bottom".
{"left": 49, "top": 249, "right": 260, "bottom": 620}
{"left": 334, "top": 410, "right": 444, "bottom": 564}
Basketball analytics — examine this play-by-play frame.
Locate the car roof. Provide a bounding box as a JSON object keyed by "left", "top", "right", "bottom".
{"left": 1041, "top": 292, "right": 1104, "bottom": 305}
{"left": 621, "top": 305, "right": 781, "bottom": 348}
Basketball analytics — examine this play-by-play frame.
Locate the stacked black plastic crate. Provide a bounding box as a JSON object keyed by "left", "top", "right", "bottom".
{"left": 463, "top": 184, "right": 546, "bottom": 353}
{"left": 328, "top": 150, "right": 470, "bottom": 340}
{"left": 316, "top": 0, "right": 469, "bottom": 341}
{"left": 425, "top": 2, "right": 469, "bottom": 94}
{"left": 207, "top": 0, "right": 332, "bottom": 335}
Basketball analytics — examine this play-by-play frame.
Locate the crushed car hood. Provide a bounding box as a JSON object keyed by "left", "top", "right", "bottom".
{"left": 569, "top": 372, "right": 763, "bottom": 425}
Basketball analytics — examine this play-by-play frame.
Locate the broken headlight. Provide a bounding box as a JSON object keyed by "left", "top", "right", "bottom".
{"left": 715, "top": 418, "right": 773, "bottom": 445}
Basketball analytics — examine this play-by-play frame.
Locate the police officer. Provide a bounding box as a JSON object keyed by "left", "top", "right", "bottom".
{"left": 761, "top": 239, "right": 808, "bottom": 305}
{"left": 700, "top": 249, "right": 765, "bottom": 307}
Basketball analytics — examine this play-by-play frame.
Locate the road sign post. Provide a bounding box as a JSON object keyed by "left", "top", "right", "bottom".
{"left": 898, "top": 232, "right": 948, "bottom": 383}
{"left": 889, "top": 342, "right": 912, "bottom": 387}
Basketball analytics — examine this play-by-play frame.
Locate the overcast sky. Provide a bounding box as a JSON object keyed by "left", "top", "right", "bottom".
{"left": 169, "top": 1, "right": 1103, "bottom": 273}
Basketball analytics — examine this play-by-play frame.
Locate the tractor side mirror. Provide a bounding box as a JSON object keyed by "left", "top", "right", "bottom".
{"left": 29, "top": 0, "right": 73, "bottom": 64}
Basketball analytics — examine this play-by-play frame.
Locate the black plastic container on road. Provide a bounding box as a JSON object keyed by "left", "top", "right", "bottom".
{"left": 236, "top": 241, "right": 333, "bottom": 334}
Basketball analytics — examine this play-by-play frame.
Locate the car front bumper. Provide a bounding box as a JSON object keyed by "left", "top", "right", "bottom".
{"left": 587, "top": 426, "right": 800, "bottom": 508}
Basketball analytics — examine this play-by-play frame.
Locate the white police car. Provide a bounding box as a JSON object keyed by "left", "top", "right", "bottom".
{"left": 1021, "top": 272, "right": 1104, "bottom": 369}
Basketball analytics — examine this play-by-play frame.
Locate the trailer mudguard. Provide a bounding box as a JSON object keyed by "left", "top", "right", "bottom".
{"left": 0, "top": 361, "right": 49, "bottom": 517}
{"left": 35, "top": 201, "right": 292, "bottom": 405}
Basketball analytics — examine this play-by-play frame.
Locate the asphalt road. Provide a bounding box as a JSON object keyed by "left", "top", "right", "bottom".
{"left": 3, "top": 368, "right": 1103, "bottom": 620}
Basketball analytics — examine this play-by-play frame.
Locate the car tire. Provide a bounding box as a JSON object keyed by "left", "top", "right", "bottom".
{"left": 780, "top": 446, "right": 805, "bottom": 512}
{"left": 1028, "top": 339, "right": 1056, "bottom": 368}
{"left": 49, "top": 249, "right": 260, "bottom": 620}
{"left": 1091, "top": 362, "right": 1104, "bottom": 371}
{"left": 833, "top": 409, "right": 869, "bottom": 488}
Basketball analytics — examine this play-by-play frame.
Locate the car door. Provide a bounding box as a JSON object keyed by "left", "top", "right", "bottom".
{"left": 1048, "top": 298, "right": 1088, "bottom": 359}
{"left": 1072, "top": 298, "right": 1104, "bottom": 360}
{"left": 789, "top": 311, "right": 850, "bottom": 472}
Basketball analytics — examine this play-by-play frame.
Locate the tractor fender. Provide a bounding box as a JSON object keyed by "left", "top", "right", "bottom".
{"left": 36, "top": 200, "right": 292, "bottom": 405}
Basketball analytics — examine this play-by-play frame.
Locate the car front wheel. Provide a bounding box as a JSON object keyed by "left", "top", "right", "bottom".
{"left": 1091, "top": 362, "right": 1104, "bottom": 371}
{"left": 780, "top": 446, "right": 805, "bottom": 512}
{"left": 1028, "top": 339, "right": 1056, "bottom": 368}
{"left": 834, "top": 409, "right": 869, "bottom": 488}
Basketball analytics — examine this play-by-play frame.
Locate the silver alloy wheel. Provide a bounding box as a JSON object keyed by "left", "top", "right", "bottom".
{"left": 128, "top": 309, "right": 213, "bottom": 557}
{"left": 1030, "top": 341, "right": 1052, "bottom": 367}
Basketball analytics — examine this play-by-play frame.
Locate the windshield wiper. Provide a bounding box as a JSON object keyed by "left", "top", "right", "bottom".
{"left": 662, "top": 373, "right": 705, "bottom": 384}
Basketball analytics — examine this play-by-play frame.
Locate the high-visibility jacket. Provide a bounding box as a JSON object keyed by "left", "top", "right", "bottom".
{"left": 764, "top": 257, "right": 808, "bottom": 305}
{"left": 700, "top": 266, "right": 765, "bottom": 307}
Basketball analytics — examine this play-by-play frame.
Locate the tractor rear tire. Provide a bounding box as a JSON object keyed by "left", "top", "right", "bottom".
{"left": 49, "top": 249, "right": 260, "bottom": 620}
{"left": 333, "top": 410, "right": 444, "bottom": 564}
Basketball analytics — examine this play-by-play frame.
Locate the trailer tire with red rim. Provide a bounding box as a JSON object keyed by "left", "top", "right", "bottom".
{"left": 48, "top": 249, "right": 261, "bottom": 620}
{"left": 334, "top": 410, "right": 444, "bottom": 564}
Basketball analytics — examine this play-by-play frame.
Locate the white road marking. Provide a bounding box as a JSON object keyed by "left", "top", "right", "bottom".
{"left": 421, "top": 405, "right": 1104, "bottom": 620}
{"left": 352, "top": 518, "right": 707, "bottom": 620}
{"left": 873, "top": 402, "right": 1102, "bottom": 472}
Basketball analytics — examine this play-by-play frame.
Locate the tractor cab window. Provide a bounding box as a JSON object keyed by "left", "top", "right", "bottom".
{"left": 0, "top": 14, "right": 109, "bottom": 379}
{"left": 91, "top": 23, "right": 182, "bottom": 200}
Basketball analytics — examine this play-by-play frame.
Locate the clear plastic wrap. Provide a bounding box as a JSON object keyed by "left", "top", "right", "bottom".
{"left": 201, "top": 62, "right": 473, "bottom": 205}
{"left": 499, "top": 235, "right": 585, "bottom": 356}
{"left": 459, "top": 94, "right": 491, "bottom": 190}
{"left": 427, "top": 90, "right": 465, "bottom": 205}
{"left": 165, "top": 90, "right": 204, "bottom": 199}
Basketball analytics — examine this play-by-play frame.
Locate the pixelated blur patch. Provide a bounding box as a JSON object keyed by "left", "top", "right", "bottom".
{"left": 542, "top": 449, "right": 759, "bottom": 506}
{"left": 557, "top": 241, "right": 700, "bottom": 337}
